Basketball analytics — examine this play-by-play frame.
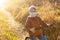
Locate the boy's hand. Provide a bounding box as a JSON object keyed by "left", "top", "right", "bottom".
{"left": 30, "top": 27, "right": 35, "bottom": 33}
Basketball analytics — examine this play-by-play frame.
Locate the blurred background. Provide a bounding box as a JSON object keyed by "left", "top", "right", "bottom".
{"left": 0, "top": 0, "right": 60, "bottom": 40}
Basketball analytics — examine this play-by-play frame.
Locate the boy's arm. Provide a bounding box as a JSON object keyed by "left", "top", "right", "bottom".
{"left": 25, "top": 18, "right": 35, "bottom": 33}
{"left": 25, "top": 18, "right": 31, "bottom": 31}
{"left": 38, "top": 17, "right": 48, "bottom": 27}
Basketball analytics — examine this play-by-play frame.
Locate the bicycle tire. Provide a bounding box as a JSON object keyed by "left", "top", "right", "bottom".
{"left": 25, "top": 37, "right": 31, "bottom": 40}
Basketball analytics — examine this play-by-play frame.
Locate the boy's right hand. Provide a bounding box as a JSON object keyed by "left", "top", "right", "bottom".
{"left": 30, "top": 27, "right": 35, "bottom": 33}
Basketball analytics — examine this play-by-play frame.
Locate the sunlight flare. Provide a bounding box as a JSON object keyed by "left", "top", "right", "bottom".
{"left": 0, "top": 0, "right": 9, "bottom": 9}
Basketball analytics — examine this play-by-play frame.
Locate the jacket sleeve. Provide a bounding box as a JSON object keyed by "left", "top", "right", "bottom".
{"left": 38, "top": 17, "right": 48, "bottom": 27}
{"left": 25, "top": 18, "right": 31, "bottom": 31}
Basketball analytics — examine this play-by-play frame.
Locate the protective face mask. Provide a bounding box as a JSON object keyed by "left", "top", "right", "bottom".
{"left": 29, "top": 12, "right": 37, "bottom": 17}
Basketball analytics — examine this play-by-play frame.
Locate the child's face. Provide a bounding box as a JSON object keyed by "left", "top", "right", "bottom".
{"left": 29, "top": 8, "right": 37, "bottom": 17}
{"left": 31, "top": 8, "right": 36, "bottom": 12}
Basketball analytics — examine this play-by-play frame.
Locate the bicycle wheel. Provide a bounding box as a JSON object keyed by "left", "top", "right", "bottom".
{"left": 25, "top": 37, "right": 31, "bottom": 40}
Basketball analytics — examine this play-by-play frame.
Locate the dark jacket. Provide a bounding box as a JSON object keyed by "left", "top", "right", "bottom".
{"left": 25, "top": 16, "right": 48, "bottom": 36}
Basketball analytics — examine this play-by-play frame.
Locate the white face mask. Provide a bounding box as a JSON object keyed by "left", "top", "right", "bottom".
{"left": 29, "top": 12, "right": 37, "bottom": 17}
